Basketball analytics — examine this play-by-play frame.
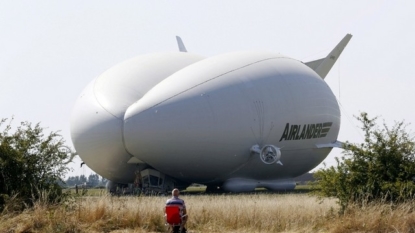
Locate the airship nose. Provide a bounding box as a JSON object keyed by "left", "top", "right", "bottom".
{"left": 123, "top": 86, "right": 229, "bottom": 180}
{"left": 123, "top": 89, "right": 212, "bottom": 159}
{"left": 124, "top": 99, "right": 161, "bottom": 153}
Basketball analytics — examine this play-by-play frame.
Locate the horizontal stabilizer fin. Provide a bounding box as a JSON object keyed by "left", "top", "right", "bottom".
{"left": 305, "top": 34, "right": 352, "bottom": 79}
{"left": 176, "top": 36, "right": 187, "bottom": 52}
{"left": 127, "top": 157, "right": 145, "bottom": 164}
{"left": 316, "top": 140, "right": 343, "bottom": 149}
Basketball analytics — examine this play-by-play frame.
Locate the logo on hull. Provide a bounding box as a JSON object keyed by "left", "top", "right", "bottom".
{"left": 279, "top": 122, "right": 333, "bottom": 141}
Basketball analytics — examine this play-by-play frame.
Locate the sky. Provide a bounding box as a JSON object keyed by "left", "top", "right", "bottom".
{"left": 1, "top": 1, "right": 414, "bottom": 178}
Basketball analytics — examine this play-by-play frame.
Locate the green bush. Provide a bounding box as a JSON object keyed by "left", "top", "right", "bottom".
{"left": 314, "top": 112, "right": 415, "bottom": 211}
{"left": 0, "top": 118, "right": 75, "bottom": 212}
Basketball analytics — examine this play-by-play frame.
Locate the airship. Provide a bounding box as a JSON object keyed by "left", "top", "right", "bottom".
{"left": 70, "top": 34, "right": 352, "bottom": 192}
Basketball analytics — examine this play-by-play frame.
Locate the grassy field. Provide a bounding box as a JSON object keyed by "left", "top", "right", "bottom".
{"left": 64, "top": 184, "right": 314, "bottom": 196}
{"left": 2, "top": 192, "right": 415, "bottom": 233}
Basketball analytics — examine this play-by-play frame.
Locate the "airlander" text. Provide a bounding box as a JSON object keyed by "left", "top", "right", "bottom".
{"left": 279, "top": 122, "right": 333, "bottom": 141}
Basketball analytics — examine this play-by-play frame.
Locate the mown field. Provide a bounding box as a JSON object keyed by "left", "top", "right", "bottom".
{"left": 2, "top": 190, "right": 415, "bottom": 233}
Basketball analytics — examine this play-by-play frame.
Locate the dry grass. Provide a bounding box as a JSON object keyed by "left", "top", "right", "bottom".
{"left": 1, "top": 193, "right": 415, "bottom": 232}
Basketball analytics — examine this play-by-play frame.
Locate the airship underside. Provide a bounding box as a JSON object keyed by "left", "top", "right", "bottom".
{"left": 70, "top": 35, "right": 352, "bottom": 192}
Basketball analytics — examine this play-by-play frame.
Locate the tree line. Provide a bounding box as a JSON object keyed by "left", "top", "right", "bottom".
{"left": 64, "top": 173, "right": 108, "bottom": 188}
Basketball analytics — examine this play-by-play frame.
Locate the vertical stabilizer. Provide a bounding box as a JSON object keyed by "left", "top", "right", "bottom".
{"left": 176, "top": 36, "right": 187, "bottom": 52}
{"left": 305, "top": 34, "right": 352, "bottom": 79}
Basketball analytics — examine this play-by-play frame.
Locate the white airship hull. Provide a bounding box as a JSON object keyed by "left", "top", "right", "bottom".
{"left": 70, "top": 35, "right": 351, "bottom": 192}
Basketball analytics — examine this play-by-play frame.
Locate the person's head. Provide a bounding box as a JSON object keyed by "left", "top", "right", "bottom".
{"left": 172, "top": 188, "right": 180, "bottom": 197}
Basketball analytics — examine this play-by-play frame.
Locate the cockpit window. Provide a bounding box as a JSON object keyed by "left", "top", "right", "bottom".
{"left": 150, "top": 175, "right": 159, "bottom": 186}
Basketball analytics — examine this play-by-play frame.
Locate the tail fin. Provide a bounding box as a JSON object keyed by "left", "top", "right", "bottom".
{"left": 176, "top": 36, "right": 187, "bottom": 52}
{"left": 305, "top": 34, "right": 352, "bottom": 79}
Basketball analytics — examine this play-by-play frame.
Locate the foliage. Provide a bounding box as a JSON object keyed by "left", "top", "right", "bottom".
{"left": 87, "top": 173, "right": 100, "bottom": 187}
{"left": 314, "top": 112, "right": 415, "bottom": 211}
{"left": 0, "top": 118, "right": 75, "bottom": 212}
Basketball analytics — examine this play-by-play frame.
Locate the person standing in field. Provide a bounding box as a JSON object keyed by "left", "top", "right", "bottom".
{"left": 166, "top": 189, "right": 188, "bottom": 233}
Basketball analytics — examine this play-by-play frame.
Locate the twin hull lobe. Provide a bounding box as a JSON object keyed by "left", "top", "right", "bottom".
{"left": 70, "top": 52, "right": 204, "bottom": 183}
{"left": 123, "top": 51, "right": 340, "bottom": 183}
